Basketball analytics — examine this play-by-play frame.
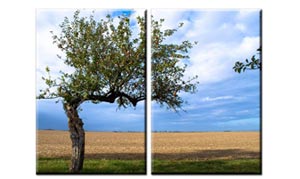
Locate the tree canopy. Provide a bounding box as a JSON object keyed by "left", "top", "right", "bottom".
{"left": 38, "top": 10, "right": 146, "bottom": 108}
{"left": 38, "top": 11, "right": 198, "bottom": 111}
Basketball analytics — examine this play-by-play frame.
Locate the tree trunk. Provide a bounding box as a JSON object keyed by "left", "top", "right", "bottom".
{"left": 64, "top": 103, "right": 85, "bottom": 173}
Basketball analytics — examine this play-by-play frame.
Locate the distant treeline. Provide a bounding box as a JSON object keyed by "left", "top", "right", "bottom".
{"left": 39, "top": 129, "right": 258, "bottom": 133}
{"left": 152, "top": 130, "right": 259, "bottom": 133}
{"left": 38, "top": 129, "right": 144, "bottom": 133}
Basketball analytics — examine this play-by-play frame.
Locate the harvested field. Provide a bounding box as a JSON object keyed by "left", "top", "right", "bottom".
{"left": 37, "top": 130, "right": 145, "bottom": 160}
{"left": 152, "top": 132, "right": 260, "bottom": 160}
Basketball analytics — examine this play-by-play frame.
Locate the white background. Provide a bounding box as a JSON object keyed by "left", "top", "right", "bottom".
{"left": 1, "top": 0, "right": 300, "bottom": 178}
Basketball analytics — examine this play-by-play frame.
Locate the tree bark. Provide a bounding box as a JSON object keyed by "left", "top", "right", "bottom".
{"left": 64, "top": 103, "right": 85, "bottom": 173}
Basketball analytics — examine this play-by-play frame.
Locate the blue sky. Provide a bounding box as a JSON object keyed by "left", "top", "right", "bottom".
{"left": 152, "top": 71, "right": 260, "bottom": 131}
{"left": 37, "top": 100, "right": 145, "bottom": 131}
{"left": 36, "top": 9, "right": 261, "bottom": 132}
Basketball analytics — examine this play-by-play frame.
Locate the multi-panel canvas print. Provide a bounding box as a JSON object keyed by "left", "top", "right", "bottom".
{"left": 36, "top": 8, "right": 262, "bottom": 174}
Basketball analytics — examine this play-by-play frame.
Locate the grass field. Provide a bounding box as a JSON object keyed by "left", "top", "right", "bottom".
{"left": 36, "top": 130, "right": 145, "bottom": 174}
{"left": 153, "top": 159, "right": 261, "bottom": 174}
{"left": 152, "top": 132, "right": 261, "bottom": 174}
{"left": 37, "top": 158, "right": 145, "bottom": 174}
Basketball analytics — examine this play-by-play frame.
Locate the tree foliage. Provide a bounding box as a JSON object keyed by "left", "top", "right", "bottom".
{"left": 38, "top": 10, "right": 146, "bottom": 108}
{"left": 38, "top": 11, "right": 198, "bottom": 111}
{"left": 233, "top": 47, "right": 261, "bottom": 73}
{"left": 151, "top": 17, "right": 198, "bottom": 111}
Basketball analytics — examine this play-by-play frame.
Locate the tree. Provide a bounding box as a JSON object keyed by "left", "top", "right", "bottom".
{"left": 233, "top": 46, "right": 261, "bottom": 73}
{"left": 38, "top": 11, "right": 146, "bottom": 173}
{"left": 37, "top": 10, "right": 197, "bottom": 173}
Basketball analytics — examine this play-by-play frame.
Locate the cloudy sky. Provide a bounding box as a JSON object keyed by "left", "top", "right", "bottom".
{"left": 36, "top": 9, "right": 261, "bottom": 132}
{"left": 151, "top": 9, "right": 261, "bottom": 131}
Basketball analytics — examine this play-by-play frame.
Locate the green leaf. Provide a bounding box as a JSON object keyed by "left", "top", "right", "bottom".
{"left": 45, "top": 66, "right": 50, "bottom": 73}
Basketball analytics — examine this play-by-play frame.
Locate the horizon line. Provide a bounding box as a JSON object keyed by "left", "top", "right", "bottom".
{"left": 37, "top": 129, "right": 259, "bottom": 132}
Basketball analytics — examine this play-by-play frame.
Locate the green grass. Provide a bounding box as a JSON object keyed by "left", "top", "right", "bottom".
{"left": 37, "top": 158, "right": 145, "bottom": 174}
{"left": 152, "top": 159, "right": 261, "bottom": 174}
{"left": 37, "top": 158, "right": 260, "bottom": 174}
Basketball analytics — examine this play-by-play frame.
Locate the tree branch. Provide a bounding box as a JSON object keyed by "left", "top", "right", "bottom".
{"left": 87, "top": 91, "right": 145, "bottom": 107}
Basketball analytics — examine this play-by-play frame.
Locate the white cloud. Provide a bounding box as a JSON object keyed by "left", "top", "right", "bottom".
{"left": 151, "top": 9, "right": 187, "bottom": 29}
{"left": 36, "top": 9, "right": 78, "bottom": 92}
{"left": 216, "top": 117, "right": 259, "bottom": 127}
{"left": 236, "top": 110, "right": 250, "bottom": 114}
{"left": 170, "top": 121, "right": 191, "bottom": 125}
{"left": 235, "top": 23, "right": 246, "bottom": 32}
{"left": 186, "top": 36, "right": 259, "bottom": 84}
{"left": 129, "top": 9, "right": 145, "bottom": 43}
{"left": 131, "top": 9, "right": 145, "bottom": 18}
{"left": 202, "top": 95, "right": 234, "bottom": 102}
{"left": 211, "top": 109, "right": 226, "bottom": 116}
{"left": 151, "top": 10, "right": 260, "bottom": 85}
{"left": 236, "top": 9, "right": 261, "bottom": 21}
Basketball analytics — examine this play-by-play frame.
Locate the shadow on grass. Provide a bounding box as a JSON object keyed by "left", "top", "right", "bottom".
{"left": 152, "top": 149, "right": 261, "bottom": 174}
{"left": 152, "top": 149, "right": 260, "bottom": 160}
{"left": 152, "top": 158, "right": 261, "bottom": 174}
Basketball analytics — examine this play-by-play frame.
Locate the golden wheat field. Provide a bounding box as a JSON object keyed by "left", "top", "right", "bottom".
{"left": 37, "top": 131, "right": 260, "bottom": 161}
{"left": 152, "top": 132, "right": 260, "bottom": 160}
{"left": 37, "top": 130, "right": 145, "bottom": 160}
